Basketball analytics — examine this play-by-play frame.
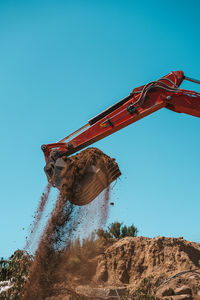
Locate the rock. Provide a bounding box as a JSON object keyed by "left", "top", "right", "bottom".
{"left": 157, "top": 286, "right": 175, "bottom": 297}
{"left": 170, "top": 295, "right": 192, "bottom": 300}
{"left": 75, "top": 285, "right": 127, "bottom": 299}
{"left": 162, "top": 287, "right": 175, "bottom": 297}
{"left": 175, "top": 286, "right": 192, "bottom": 295}
{"left": 94, "top": 258, "right": 108, "bottom": 282}
{"left": 105, "top": 286, "right": 127, "bottom": 297}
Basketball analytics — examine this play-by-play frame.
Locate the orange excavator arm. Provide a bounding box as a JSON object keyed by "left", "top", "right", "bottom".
{"left": 41, "top": 70, "right": 200, "bottom": 163}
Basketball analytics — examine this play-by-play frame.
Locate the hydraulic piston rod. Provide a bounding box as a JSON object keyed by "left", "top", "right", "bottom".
{"left": 184, "top": 76, "right": 200, "bottom": 85}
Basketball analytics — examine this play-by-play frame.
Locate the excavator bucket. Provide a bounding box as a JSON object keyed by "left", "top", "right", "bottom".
{"left": 44, "top": 148, "right": 121, "bottom": 206}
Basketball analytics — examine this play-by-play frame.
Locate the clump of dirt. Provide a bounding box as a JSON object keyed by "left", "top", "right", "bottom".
{"left": 23, "top": 148, "right": 120, "bottom": 300}
{"left": 60, "top": 147, "right": 121, "bottom": 205}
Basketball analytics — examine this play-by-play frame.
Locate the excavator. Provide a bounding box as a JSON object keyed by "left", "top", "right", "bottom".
{"left": 41, "top": 71, "right": 200, "bottom": 205}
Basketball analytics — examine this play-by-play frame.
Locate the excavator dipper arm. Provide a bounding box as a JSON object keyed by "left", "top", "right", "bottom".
{"left": 42, "top": 71, "right": 200, "bottom": 162}
{"left": 41, "top": 71, "right": 200, "bottom": 205}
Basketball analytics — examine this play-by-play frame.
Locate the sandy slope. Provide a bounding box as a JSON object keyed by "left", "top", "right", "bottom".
{"left": 46, "top": 236, "right": 200, "bottom": 299}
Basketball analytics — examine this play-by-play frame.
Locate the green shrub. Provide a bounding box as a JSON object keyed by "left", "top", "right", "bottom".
{"left": 0, "top": 250, "right": 33, "bottom": 300}
{"left": 133, "top": 276, "right": 155, "bottom": 297}
{"left": 97, "top": 222, "right": 138, "bottom": 240}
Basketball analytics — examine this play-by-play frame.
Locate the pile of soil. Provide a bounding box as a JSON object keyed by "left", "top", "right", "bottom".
{"left": 43, "top": 236, "right": 200, "bottom": 299}
{"left": 23, "top": 148, "right": 120, "bottom": 300}
{"left": 94, "top": 236, "right": 200, "bottom": 298}
{"left": 94, "top": 236, "right": 200, "bottom": 285}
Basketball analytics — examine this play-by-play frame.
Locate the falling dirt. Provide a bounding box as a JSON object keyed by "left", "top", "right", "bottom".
{"left": 23, "top": 148, "right": 120, "bottom": 300}
{"left": 25, "top": 183, "right": 51, "bottom": 251}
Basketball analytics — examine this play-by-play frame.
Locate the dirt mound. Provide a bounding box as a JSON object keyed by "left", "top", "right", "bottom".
{"left": 23, "top": 148, "right": 120, "bottom": 300}
{"left": 93, "top": 236, "right": 200, "bottom": 297}
{"left": 43, "top": 236, "right": 200, "bottom": 299}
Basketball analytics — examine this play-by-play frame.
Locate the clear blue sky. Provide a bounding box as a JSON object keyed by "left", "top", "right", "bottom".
{"left": 0, "top": 0, "right": 200, "bottom": 257}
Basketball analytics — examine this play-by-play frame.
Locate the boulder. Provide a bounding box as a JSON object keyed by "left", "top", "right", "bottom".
{"left": 175, "top": 286, "right": 192, "bottom": 295}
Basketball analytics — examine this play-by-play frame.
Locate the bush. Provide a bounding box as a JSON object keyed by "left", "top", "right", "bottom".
{"left": 97, "top": 222, "right": 138, "bottom": 239}
{"left": 134, "top": 276, "right": 154, "bottom": 295}
{"left": 0, "top": 250, "right": 33, "bottom": 300}
{"left": 0, "top": 259, "right": 10, "bottom": 281}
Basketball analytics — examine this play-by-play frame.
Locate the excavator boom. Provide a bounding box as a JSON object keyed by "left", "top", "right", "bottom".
{"left": 42, "top": 71, "right": 200, "bottom": 205}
